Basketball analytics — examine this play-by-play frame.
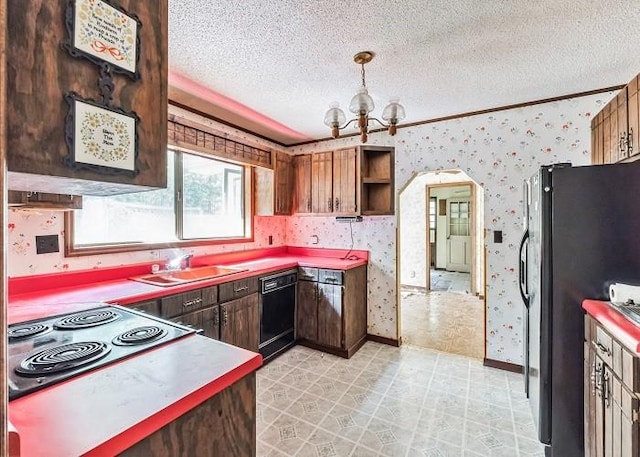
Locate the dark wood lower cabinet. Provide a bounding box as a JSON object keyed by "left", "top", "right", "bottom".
{"left": 120, "top": 372, "right": 256, "bottom": 457}
{"left": 296, "top": 280, "right": 317, "bottom": 341}
{"left": 296, "top": 265, "right": 367, "bottom": 358}
{"left": 317, "top": 283, "right": 342, "bottom": 348}
{"left": 585, "top": 315, "right": 640, "bottom": 457}
{"left": 220, "top": 293, "right": 259, "bottom": 352}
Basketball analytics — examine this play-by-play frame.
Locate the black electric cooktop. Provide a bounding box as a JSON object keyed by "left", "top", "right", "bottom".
{"left": 8, "top": 304, "right": 196, "bottom": 400}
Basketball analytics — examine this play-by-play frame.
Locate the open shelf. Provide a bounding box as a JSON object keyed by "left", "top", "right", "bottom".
{"left": 359, "top": 146, "right": 395, "bottom": 215}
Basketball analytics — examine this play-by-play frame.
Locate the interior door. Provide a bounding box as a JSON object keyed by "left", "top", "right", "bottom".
{"left": 446, "top": 198, "right": 471, "bottom": 272}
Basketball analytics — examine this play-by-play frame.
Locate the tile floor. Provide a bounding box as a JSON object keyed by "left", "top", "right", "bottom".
{"left": 257, "top": 342, "right": 544, "bottom": 457}
{"left": 401, "top": 290, "right": 484, "bottom": 359}
{"left": 430, "top": 270, "right": 471, "bottom": 294}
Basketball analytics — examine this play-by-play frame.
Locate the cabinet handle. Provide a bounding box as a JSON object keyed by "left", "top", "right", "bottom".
{"left": 603, "top": 370, "right": 611, "bottom": 407}
{"left": 325, "top": 277, "right": 338, "bottom": 283}
{"left": 335, "top": 198, "right": 340, "bottom": 211}
{"left": 213, "top": 312, "right": 219, "bottom": 326}
{"left": 596, "top": 341, "right": 611, "bottom": 357}
{"left": 183, "top": 297, "right": 202, "bottom": 308}
{"left": 328, "top": 197, "right": 333, "bottom": 211}
{"left": 307, "top": 199, "right": 311, "bottom": 212}
{"left": 629, "top": 128, "right": 634, "bottom": 155}
{"left": 619, "top": 132, "right": 628, "bottom": 154}
{"left": 222, "top": 308, "right": 228, "bottom": 326}
{"left": 234, "top": 286, "right": 248, "bottom": 293}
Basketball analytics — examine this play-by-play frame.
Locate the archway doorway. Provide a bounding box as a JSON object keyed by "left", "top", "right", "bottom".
{"left": 398, "top": 169, "right": 486, "bottom": 359}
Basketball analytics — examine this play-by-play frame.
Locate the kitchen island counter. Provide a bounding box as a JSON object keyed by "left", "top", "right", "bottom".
{"left": 9, "top": 332, "right": 261, "bottom": 456}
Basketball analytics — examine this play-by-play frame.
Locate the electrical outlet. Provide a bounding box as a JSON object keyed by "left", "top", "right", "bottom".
{"left": 36, "top": 235, "right": 59, "bottom": 254}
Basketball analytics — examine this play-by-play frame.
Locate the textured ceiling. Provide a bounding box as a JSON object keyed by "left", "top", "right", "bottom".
{"left": 168, "top": 1, "right": 640, "bottom": 145}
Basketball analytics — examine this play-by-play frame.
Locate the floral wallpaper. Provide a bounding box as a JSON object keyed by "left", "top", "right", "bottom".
{"left": 7, "top": 91, "right": 616, "bottom": 365}
{"left": 7, "top": 212, "right": 287, "bottom": 276}
{"left": 290, "top": 91, "right": 615, "bottom": 363}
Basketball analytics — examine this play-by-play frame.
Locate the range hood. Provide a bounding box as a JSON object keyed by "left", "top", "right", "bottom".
{"left": 8, "top": 190, "right": 82, "bottom": 211}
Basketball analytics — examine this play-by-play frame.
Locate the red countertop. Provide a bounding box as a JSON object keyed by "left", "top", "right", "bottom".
{"left": 583, "top": 299, "right": 640, "bottom": 353}
{"left": 9, "top": 334, "right": 262, "bottom": 457}
{"left": 8, "top": 246, "right": 368, "bottom": 323}
{"left": 7, "top": 246, "right": 368, "bottom": 455}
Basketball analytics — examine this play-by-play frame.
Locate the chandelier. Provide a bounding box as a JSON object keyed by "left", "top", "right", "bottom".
{"left": 323, "top": 51, "right": 405, "bottom": 143}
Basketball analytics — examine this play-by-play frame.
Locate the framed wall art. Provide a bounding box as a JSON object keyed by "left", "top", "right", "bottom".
{"left": 64, "top": 0, "right": 141, "bottom": 79}
{"left": 65, "top": 93, "right": 140, "bottom": 176}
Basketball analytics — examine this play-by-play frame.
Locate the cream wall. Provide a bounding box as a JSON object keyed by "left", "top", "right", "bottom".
{"left": 8, "top": 91, "right": 615, "bottom": 364}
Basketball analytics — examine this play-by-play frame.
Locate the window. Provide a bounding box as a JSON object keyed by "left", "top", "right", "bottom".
{"left": 70, "top": 149, "right": 251, "bottom": 253}
{"left": 449, "top": 201, "right": 471, "bottom": 236}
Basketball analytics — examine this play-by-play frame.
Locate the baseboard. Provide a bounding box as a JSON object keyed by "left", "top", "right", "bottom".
{"left": 483, "top": 358, "right": 523, "bottom": 374}
{"left": 367, "top": 334, "right": 401, "bottom": 347}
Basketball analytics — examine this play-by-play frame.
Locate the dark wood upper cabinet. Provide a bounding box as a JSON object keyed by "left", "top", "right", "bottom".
{"left": 274, "top": 151, "right": 293, "bottom": 215}
{"left": 590, "top": 73, "right": 640, "bottom": 165}
{"left": 6, "top": 0, "right": 168, "bottom": 195}
{"left": 293, "top": 154, "right": 312, "bottom": 213}
{"left": 311, "top": 151, "right": 333, "bottom": 213}
{"left": 332, "top": 147, "right": 358, "bottom": 214}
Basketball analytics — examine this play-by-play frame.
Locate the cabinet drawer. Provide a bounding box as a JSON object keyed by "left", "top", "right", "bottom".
{"left": 161, "top": 290, "right": 204, "bottom": 318}
{"left": 595, "top": 326, "right": 613, "bottom": 366}
{"left": 319, "top": 269, "right": 343, "bottom": 285}
{"left": 219, "top": 276, "right": 259, "bottom": 302}
{"left": 201, "top": 285, "right": 218, "bottom": 306}
{"left": 298, "top": 267, "right": 318, "bottom": 282}
{"left": 130, "top": 300, "right": 160, "bottom": 316}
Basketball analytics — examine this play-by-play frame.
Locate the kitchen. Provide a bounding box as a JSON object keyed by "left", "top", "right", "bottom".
{"left": 3, "top": 1, "right": 640, "bottom": 456}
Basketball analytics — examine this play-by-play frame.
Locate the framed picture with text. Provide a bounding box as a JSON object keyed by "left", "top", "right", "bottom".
{"left": 64, "top": 93, "right": 140, "bottom": 176}
{"left": 64, "top": 0, "right": 141, "bottom": 79}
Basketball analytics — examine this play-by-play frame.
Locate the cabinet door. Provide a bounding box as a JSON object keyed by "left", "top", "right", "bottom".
{"left": 275, "top": 152, "right": 293, "bottom": 215}
{"left": 311, "top": 151, "right": 333, "bottom": 213}
{"left": 220, "top": 294, "right": 259, "bottom": 352}
{"left": 332, "top": 148, "right": 358, "bottom": 214}
{"left": 586, "top": 342, "right": 598, "bottom": 457}
{"left": 293, "top": 155, "right": 312, "bottom": 213}
{"left": 628, "top": 75, "right": 639, "bottom": 158}
{"left": 317, "top": 284, "right": 343, "bottom": 348}
{"left": 201, "top": 305, "right": 220, "bottom": 340}
{"left": 297, "top": 281, "right": 318, "bottom": 341}
{"left": 602, "top": 103, "right": 613, "bottom": 164}
{"left": 592, "top": 113, "right": 604, "bottom": 165}
{"left": 616, "top": 89, "right": 629, "bottom": 161}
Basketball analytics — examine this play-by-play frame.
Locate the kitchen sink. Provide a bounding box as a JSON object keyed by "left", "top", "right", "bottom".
{"left": 130, "top": 265, "right": 248, "bottom": 287}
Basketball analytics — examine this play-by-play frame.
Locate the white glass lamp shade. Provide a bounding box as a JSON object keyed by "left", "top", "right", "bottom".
{"left": 349, "top": 87, "right": 375, "bottom": 115}
{"left": 381, "top": 98, "right": 406, "bottom": 123}
{"left": 323, "top": 103, "right": 346, "bottom": 128}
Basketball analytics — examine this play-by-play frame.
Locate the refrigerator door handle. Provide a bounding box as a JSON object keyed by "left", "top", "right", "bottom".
{"left": 519, "top": 230, "right": 530, "bottom": 307}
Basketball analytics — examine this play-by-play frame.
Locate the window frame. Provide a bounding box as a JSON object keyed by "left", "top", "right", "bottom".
{"left": 64, "top": 148, "right": 254, "bottom": 257}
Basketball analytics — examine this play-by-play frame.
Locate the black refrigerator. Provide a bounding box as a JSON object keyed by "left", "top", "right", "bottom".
{"left": 519, "top": 161, "right": 640, "bottom": 457}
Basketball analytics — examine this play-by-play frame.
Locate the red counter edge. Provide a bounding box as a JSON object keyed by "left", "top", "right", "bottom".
{"left": 83, "top": 353, "right": 263, "bottom": 457}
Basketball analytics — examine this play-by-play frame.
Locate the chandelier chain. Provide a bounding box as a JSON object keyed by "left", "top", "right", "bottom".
{"left": 361, "top": 64, "right": 366, "bottom": 88}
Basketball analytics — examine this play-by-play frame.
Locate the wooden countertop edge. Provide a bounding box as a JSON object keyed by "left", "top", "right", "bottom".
{"left": 582, "top": 299, "right": 640, "bottom": 353}
{"left": 84, "top": 353, "right": 262, "bottom": 456}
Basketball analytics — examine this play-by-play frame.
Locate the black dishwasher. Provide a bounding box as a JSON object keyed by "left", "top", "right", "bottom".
{"left": 259, "top": 269, "right": 297, "bottom": 361}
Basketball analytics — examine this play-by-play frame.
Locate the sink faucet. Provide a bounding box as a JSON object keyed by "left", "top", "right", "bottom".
{"left": 166, "top": 254, "right": 193, "bottom": 271}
